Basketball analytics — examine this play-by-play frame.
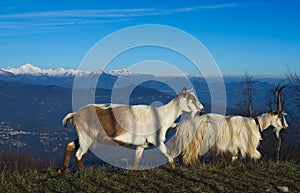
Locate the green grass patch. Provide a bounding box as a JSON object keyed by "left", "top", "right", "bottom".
{"left": 0, "top": 161, "right": 299, "bottom": 193}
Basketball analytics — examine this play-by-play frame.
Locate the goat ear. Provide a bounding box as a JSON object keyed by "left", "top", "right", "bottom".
{"left": 270, "top": 110, "right": 278, "bottom": 115}
{"left": 273, "top": 111, "right": 282, "bottom": 116}
{"left": 182, "top": 87, "right": 187, "bottom": 97}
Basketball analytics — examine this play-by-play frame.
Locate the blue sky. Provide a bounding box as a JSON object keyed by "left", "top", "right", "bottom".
{"left": 0, "top": 0, "right": 299, "bottom": 76}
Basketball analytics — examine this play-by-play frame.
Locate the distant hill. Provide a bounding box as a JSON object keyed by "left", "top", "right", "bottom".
{"left": 0, "top": 80, "right": 176, "bottom": 128}
{"left": 0, "top": 64, "right": 289, "bottom": 111}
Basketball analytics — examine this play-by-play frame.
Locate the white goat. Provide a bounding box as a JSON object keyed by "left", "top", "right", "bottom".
{"left": 58, "top": 88, "right": 204, "bottom": 172}
{"left": 174, "top": 84, "right": 288, "bottom": 165}
{"left": 174, "top": 111, "right": 288, "bottom": 165}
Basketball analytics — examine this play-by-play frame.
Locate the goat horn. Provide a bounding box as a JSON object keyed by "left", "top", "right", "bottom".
{"left": 275, "top": 83, "right": 284, "bottom": 112}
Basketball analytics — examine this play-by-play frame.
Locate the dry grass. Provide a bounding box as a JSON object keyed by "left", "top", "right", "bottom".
{"left": 0, "top": 152, "right": 299, "bottom": 193}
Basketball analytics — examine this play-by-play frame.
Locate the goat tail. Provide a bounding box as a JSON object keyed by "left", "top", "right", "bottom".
{"left": 62, "top": 113, "right": 74, "bottom": 127}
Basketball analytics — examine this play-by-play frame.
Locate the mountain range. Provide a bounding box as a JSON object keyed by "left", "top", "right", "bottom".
{"left": 0, "top": 64, "right": 283, "bottom": 89}
{"left": 0, "top": 64, "right": 147, "bottom": 89}
{"left": 0, "top": 64, "right": 296, "bottom": 129}
{"left": 0, "top": 64, "right": 286, "bottom": 108}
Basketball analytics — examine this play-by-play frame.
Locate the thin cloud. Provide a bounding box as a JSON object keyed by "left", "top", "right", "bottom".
{"left": 196, "top": 3, "right": 238, "bottom": 9}
{"left": 0, "top": 8, "right": 155, "bottom": 19}
{"left": 29, "top": 18, "right": 132, "bottom": 27}
{"left": 0, "top": 4, "right": 238, "bottom": 33}
{"left": 0, "top": 4, "right": 238, "bottom": 19}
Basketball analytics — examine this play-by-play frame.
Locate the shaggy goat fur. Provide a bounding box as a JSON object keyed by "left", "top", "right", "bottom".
{"left": 174, "top": 112, "right": 288, "bottom": 165}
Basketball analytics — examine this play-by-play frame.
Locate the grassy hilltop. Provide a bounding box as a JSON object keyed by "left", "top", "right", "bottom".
{"left": 0, "top": 157, "right": 299, "bottom": 193}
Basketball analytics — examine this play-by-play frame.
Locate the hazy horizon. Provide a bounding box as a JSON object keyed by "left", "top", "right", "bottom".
{"left": 0, "top": 63, "right": 290, "bottom": 78}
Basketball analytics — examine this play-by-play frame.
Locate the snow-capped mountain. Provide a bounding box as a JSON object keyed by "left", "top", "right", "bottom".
{"left": 4, "top": 63, "right": 92, "bottom": 77}
{"left": 0, "top": 64, "right": 284, "bottom": 92}
{"left": 106, "top": 68, "right": 140, "bottom": 76}
{"left": 0, "top": 64, "right": 149, "bottom": 89}
{"left": 0, "top": 68, "right": 14, "bottom": 76}
{"left": 1, "top": 64, "right": 177, "bottom": 77}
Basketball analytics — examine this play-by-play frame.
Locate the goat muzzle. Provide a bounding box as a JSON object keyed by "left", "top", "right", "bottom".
{"left": 196, "top": 108, "right": 205, "bottom": 116}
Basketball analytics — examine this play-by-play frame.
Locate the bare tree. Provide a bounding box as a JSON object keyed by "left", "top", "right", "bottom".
{"left": 287, "top": 69, "right": 300, "bottom": 112}
{"left": 236, "top": 73, "right": 257, "bottom": 117}
{"left": 266, "top": 88, "right": 275, "bottom": 111}
{"left": 275, "top": 83, "right": 285, "bottom": 161}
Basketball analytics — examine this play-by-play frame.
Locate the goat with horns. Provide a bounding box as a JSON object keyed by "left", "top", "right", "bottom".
{"left": 173, "top": 83, "right": 288, "bottom": 165}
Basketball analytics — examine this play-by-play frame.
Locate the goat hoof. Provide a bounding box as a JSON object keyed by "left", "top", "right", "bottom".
{"left": 170, "top": 162, "right": 176, "bottom": 169}
{"left": 57, "top": 167, "right": 66, "bottom": 173}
